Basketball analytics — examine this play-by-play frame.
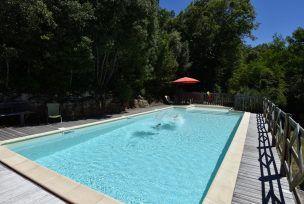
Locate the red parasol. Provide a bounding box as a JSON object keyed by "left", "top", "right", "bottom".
{"left": 172, "top": 77, "right": 200, "bottom": 84}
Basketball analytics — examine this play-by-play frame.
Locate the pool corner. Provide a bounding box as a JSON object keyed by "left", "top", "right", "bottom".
{"left": 0, "top": 146, "right": 122, "bottom": 204}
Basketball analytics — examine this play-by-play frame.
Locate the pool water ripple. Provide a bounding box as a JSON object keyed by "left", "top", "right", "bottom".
{"left": 8, "top": 108, "right": 243, "bottom": 204}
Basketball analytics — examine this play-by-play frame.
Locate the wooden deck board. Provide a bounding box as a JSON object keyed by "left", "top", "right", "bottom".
{"left": 0, "top": 163, "right": 64, "bottom": 204}
{"left": 232, "top": 113, "right": 295, "bottom": 204}
{"left": 0, "top": 105, "right": 167, "bottom": 142}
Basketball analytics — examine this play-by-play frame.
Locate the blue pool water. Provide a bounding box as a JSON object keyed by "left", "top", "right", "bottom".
{"left": 7, "top": 107, "right": 243, "bottom": 203}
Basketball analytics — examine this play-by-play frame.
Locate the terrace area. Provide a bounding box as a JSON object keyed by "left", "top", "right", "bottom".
{"left": 0, "top": 100, "right": 301, "bottom": 203}
{"left": 1, "top": 0, "right": 303, "bottom": 202}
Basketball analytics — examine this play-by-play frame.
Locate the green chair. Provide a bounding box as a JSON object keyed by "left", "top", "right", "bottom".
{"left": 47, "top": 103, "right": 62, "bottom": 123}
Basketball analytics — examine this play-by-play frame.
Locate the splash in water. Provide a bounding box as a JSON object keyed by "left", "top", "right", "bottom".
{"left": 153, "top": 114, "right": 184, "bottom": 130}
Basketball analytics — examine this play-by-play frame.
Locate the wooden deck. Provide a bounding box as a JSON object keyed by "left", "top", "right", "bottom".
{"left": 232, "top": 113, "right": 295, "bottom": 203}
{"left": 0, "top": 105, "right": 168, "bottom": 142}
{"left": 0, "top": 108, "right": 296, "bottom": 203}
{"left": 0, "top": 163, "right": 64, "bottom": 204}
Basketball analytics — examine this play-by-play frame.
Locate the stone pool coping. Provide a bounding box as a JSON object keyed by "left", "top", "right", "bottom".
{"left": 0, "top": 105, "right": 249, "bottom": 203}
{"left": 0, "top": 147, "right": 120, "bottom": 203}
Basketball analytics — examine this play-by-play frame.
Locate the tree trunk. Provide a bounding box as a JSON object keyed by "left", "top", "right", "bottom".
{"left": 101, "top": 90, "right": 106, "bottom": 113}
{"left": 5, "top": 57, "right": 9, "bottom": 89}
{"left": 95, "top": 45, "right": 100, "bottom": 89}
{"left": 70, "top": 68, "right": 73, "bottom": 90}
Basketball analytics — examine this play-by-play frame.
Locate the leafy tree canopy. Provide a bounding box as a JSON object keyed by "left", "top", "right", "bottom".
{"left": 0, "top": 0, "right": 303, "bottom": 123}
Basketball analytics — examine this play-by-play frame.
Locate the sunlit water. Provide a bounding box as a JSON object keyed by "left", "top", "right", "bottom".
{"left": 8, "top": 107, "right": 243, "bottom": 204}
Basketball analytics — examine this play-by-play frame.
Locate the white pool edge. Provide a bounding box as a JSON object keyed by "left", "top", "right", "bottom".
{"left": 0, "top": 104, "right": 231, "bottom": 146}
{"left": 0, "top": 106, "right": 173, "bottom": 146}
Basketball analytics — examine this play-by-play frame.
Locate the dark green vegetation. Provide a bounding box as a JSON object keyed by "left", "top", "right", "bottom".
{"left": 0, "top": 0, "right": 303, "bottom": 122}
{"left": 230, "top": 29, "right": 304, "bottom": 124}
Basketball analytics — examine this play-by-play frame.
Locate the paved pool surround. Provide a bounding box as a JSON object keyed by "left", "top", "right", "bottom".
{"left": 0, "top": 105, "right": 250, "bottom": 204}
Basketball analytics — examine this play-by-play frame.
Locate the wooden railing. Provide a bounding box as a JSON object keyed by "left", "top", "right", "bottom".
{"left": 263, "top": 98, "right": 304, "bottom": 202}
{"left": 174, "top": 92, "right": 234, "bottom": 107}
{"left": 234, "top": 95, "right": 263, "bottom": 112}
{"left": 173, "top": 93, "right": 263, "bottom": 112}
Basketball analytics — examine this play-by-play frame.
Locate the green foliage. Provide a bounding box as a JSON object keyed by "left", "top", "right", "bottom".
{"left": 176, "top": 0, "right": 256, "bottom": 91}
{"left": 229, "top": 27, "right": 304, "bottom": 124}
{"left": 0, "top": 0, "right": 96, "bottom": 94}
{"left": 286, "top": 28, "right": 304, "bottom": 100}
{"left": 92, "top": 0, "right": 159, "bottom": 99}
{"left": 0, "top": 0, "right": 256, "bottom": 97}
{"left": 230, "top": 60, "right": 286, "bottom": 105}
{"left": 285, "top": 28, "right": 304, "bottom": 122}
{"left": 229, "top": 36, "right": 287, "bottom": 106}
{"left": 113, "top": 79, "right": 133, "bottom": 104}
{"left": 0, "top": 0, "right": 303, "bottom": 124}
{"left": 146, "top": 8, "right": 191, "bottom": 99}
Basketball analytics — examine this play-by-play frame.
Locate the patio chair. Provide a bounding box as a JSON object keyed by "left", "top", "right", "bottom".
{"left": 164, "top": 95, "right": 173, "bottom": 105}
{"left": 47, "top": 103, "right": 62, "bottom": 123}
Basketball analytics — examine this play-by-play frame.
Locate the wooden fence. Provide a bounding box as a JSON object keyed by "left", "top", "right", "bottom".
{"left": 173, "top": 93, "right": 263, "bottom": 112}
{"left": 263, "top": 98, "right": 304, "bottom": 202}
{"left": 234, "top": 95, "right": 263, "bottom": 112}
{"left": 174, "top": 92, "right": 234, "bottom": 107}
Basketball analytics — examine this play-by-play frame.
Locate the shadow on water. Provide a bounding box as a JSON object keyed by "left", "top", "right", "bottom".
{"left": 151, "top": 122, "right": 177, "bottom": 131}
{"left": 127, "top": 131, "right": 159, "bottom": 148}
{"left": 256, "top": 113, "right": 286, "bottom": 203}
{"left": 127, "top": 122, "right": 177, "bottom": 148}
{"left": 132, "top": 131, "right": 158, "bottom": 139}
{"left": 159, "top": 123, "right": 176, "bottom": 131}
{"left": 131, "top": 122, "right": 177, "bottom": 140}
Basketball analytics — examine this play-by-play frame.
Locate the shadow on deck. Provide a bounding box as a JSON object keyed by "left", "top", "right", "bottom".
{"left": 232, "top": 114, "right": 295, "bottom": 204}
{"left": 257, "top": 114, "right": 287, "bottom": 203}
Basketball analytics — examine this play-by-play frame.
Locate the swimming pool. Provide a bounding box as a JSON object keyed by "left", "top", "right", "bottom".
{"left": 6, "top": 107, "right": 243, "bottom": 203}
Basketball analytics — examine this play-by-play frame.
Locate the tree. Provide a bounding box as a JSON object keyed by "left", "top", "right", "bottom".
{"left": 92, "top": 0, "right": 159, "bottom": 105}
{"left": 229, "top": 35, "right": 287, "bottom": 105}
{"left": 285, "top": 28, "right": 304, "bottom": 122}
{"left": 45, "top": 0, "right": 95, "bottom": 94}
{"left": 145, "top": 8, "right": 190, "bottom": 99}
{"left": 0, "top": 0, "right": 56, "bottom": 92}
{"left": 176, "top": 0, "right": 256, "bottom": 91}
{"left": 0, "top": 45, "right": 17, "bottom": 89}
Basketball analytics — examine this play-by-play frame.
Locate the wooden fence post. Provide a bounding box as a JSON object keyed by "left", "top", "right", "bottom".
{"left": 263, "top": 98, "right": 266, "bottom": 118}
{"left": 280, "top": 113, "right": 291, "bottom": 176}
{"left": 271, "top": 105, "right": 278, "bottom": 146}
{"left": 267, "top": 103, "right": 272, "bottom": 132}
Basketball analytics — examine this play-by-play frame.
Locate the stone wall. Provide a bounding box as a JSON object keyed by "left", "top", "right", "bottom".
{"left": 0, "top": 93, "right": 152, "bottom": 123}
{"left": 0, "top": 93, "right": 125, "bottom": 122}
{"left": 132, "top": 99, "right": 149, "bottom": 108}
